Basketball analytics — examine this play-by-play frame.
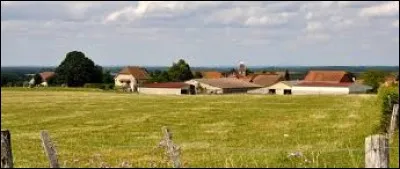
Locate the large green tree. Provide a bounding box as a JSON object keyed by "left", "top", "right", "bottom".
{"left": 361, "top": 70, "right": 388, "bottom": 93}
{"left": 167, "top": 59, "right": 194, "bottom": 82}
{"left": 54, "top": 51, "right": 103, "bottom": 87}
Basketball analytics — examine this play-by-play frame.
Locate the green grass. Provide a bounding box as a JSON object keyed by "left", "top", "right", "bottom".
{"left": 1, "top": 88, "right": 399, "bottom": 168}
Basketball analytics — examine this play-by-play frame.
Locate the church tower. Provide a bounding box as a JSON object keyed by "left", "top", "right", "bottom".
{"left": 238, "top": 61, "right": 246, "bottom": 76}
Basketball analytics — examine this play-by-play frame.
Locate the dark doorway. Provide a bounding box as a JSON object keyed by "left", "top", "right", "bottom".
{"left": 284, "top": 89, "right": 292, "bottom": 95}
{"left": 268, "top": 89, "right": 276, "bottom": 94}
{"left": 181, "top": 89, "right": 189, "bottom": 94}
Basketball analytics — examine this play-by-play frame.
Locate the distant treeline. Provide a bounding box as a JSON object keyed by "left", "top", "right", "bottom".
{"left": 3, "top": 66, "right": 397, "bottom": 75}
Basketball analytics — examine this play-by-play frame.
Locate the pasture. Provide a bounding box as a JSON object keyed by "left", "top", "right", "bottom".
{"left": 1, "top": 88, "right": 398, "bottom": 168}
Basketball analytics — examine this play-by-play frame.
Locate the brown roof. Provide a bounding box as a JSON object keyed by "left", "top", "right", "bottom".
{"left": 201, "top": 71, "right": 223, "bottom": 79}
{"left": 39, "top": 72, "right": 55, "bottom": 81}
{"left": 118, "top": 66, "right": 149, "bottom": 80}
{"left": 142, "top": 82, "right": 189, "bottom": 89}
{"left": 192, "top": 78, "right": 262, "bottom": 89}
{"left": 247, "top": 74, "right": 284, "bottom": 87}
{"left": 303, "top": 71, "right": 348, "bottom": 82}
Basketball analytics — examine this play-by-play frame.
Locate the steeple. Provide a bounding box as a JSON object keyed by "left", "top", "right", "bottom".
{"left": 238, "top": 61, "right": 246, "bottom": 76}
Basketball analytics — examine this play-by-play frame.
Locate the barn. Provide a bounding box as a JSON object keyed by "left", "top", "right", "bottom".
{"left": 138, "top": 82, "right": 195, "bottom": 95}
{"left": 185, "top": 78, "right": 261, "bottom": 94}
{"left": 248, "top": 81, "right": 299, "bottom": 95}
{"left": 291, "top": 82, "right": 373, "bottom": 95}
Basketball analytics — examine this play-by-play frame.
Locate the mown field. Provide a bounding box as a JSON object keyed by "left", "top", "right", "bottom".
{"left": 1, "top": 88, "right": 398, "bottom": 168}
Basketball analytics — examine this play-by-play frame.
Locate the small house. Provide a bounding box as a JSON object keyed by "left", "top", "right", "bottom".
{"left": 114, "top": 66, "right": 150, "bottom": 92}
{"left": 30, "top": 72, "right": 55, "bottom": 87}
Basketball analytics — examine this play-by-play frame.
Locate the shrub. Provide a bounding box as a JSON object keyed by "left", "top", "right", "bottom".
{"left": 83, "top": 83, "right": 114, "bottom": 90}
{"left": 376, "top": 86, "right": 399, "bottom": 133}
{"left": 83, "top": 83, "right": 104, "bottom": 89}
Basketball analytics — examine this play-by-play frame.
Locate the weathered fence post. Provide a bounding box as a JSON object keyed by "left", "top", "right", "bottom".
{"left": 365, "top": 134, "right": 389, "bottom": 168}
{"left": 40, "top": 130, "right": 60, "bottom": 168}
{"left": 159, "top": 126, "right": 181, "bottom": 168}
{"left": 1, "top": 130, "right": 13, "bottom": 168}
{"left": 388, "top": 104, "right": 399, "bottom": 139}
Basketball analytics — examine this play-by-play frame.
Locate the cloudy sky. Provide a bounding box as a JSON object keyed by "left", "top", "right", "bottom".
{"left": 1, "top": 1, "right": 399, "bottom": 67}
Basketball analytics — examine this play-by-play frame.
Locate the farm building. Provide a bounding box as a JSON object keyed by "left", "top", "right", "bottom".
{"left": 114, "top": 66, "right": 150, "bottom": 92}
{"left": 29, "top": 72, "right": 55, "bottom": 87}
{"left": 291, "top": 82, "right": 373, "bottom": 95}
{"left": 303, "top": 70, "right": 355, "bottom": 83}
{"left": 138, "top": 82, "right": 195, "bottom": 95}
{"left": 185, "top": 78, "right": 262, "bottom": 94}
{"left": 248, "top": 81, "right": 299, "bottom": 95}
{"left": 246, "top": 73, "right": 286, "bottom": 87}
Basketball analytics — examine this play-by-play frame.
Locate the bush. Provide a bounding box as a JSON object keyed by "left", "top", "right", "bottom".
{"left": 376, "top": 86, "right": 399, "bottom": 133}
{"left": 83, "top": 83, "right": 114, "bottom": 90}
{"left": 83, "top": 83, "right": 104, "bottom": 89}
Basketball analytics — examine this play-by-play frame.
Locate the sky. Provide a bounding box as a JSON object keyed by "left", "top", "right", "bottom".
{"left": 1, "top": 1, "right": 399, "bottom": 67}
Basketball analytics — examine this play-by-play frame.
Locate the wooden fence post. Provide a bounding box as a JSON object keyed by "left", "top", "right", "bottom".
{"left": 40, "top": 130, "right": 60, "bottom": 168}
{"left": 159, "top": 126, "right": 181, "bottom": 168}
{"left": 365, "top": 134, "right": 389, "bottom": 168}
{"left": 1, "top": 130, "right": 13, "bottom": 168}
{"left": 388, "top": 104, "right": 399, "bottom": 139}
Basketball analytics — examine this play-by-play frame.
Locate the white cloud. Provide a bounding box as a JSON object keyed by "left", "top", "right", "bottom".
{"left": 359, "top": 1, "right": 399, "bottom": 17}
{"left": 1, "top": 1, "right": 399, "bottom": 66}
{"left": 105, "top": 1, "right": 224, "bottom": 22}
{"left": 305, "top": 22, "right": 323, "bottom": 32}
{"left": 393, "top": 19, "right": 399, "bottom": 28}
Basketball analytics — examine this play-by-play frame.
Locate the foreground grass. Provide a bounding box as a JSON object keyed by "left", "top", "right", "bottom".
{"left": 1, "top": 89, "right": 398, "bottom": 168}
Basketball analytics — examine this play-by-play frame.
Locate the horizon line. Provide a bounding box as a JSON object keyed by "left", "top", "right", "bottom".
{"left": 1, "top": 65, "right": 399, "bottom": 68}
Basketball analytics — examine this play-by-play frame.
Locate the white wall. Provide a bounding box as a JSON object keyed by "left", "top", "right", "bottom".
{"left": 185, "top": 80, "right": 223, "bottom": 94}
{"left": 292, "top": 86, "right": 349, "bottom": 95}
{"left": 115, "top": 74, "right": 137, "bottom": 91}
{"left": 138, "top": 88, "right": 182, "bottom": 95}
{"left": 348, "top": 84, "right": 372, "bottom": 94}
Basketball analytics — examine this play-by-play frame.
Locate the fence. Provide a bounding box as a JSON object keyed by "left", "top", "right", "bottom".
{"left": 1, "top": 104, "right": 399, "bottom": 168}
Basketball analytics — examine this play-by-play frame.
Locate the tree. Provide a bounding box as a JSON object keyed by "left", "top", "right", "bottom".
{"left": 194, "top": 71, "right": 203, "bottom": 78}
{"left": 1, "top": 73, "right": 21, "bottom": 87}
{"left": 284, "top": 69, "right": 290, "bottom": 80}
{"left": 361, "top": 70, "right": 388, "bottom": 93}
{"left": 54, "top": 51, "right": 103, "bottom": 87}
{"left": 149, "top": 70, "right": 170, "bottom": 83}
{"left": 167, "top": 59, "right": 194, "bottom": 82}
{"left": 245, "top": 68, "right": 254, "bottom": 76}
{"left": 103, "top": 71, "right": 114, "bottom": 84}
{"left": 33, "top": 73, "right": 43, "bottom": 85}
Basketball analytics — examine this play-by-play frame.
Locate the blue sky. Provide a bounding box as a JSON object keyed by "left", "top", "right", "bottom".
{"left": 1, "top": 1, "right": 399, "bottom": 67}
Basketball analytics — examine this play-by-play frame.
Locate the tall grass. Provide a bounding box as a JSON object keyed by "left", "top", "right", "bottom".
{"left": 1, "top": 89, "right": 398, "bottom": 168}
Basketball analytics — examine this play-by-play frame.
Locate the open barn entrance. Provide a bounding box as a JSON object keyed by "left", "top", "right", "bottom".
{"left": 284, "top": 89, "right": 292, "bottom": 95}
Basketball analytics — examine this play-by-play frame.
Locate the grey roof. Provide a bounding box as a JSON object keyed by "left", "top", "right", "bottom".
{"left": 280, "top": 81, "right": 301, "bottom": 87}
{"left": 190, "top": 78, "right": 262, "bottom": 89}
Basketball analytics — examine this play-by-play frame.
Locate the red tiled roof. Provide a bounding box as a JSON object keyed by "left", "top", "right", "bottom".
{"left": 297, "top": 81, "right": 353, "bottom": 87}
{"left": 304, "top": 71, "right": 349, "bottom": 82}
{"left": 39, "top": 72, "right": 55, "bottom": 81}
{"left": 141, "top": 82, "right": 189, "bottom": 88}
{"left": 248, "top": 74, "right": 284, "bottom": 87}
{"left": 201, "top": 71, "right": 223, "bottom": 79}
{"left": 118, "top": 66, "right": 149, "bottom": 80}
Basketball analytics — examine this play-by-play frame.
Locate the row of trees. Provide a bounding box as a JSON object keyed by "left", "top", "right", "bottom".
{"left": 149, "top": 59, "right": 194, "bottom": 83}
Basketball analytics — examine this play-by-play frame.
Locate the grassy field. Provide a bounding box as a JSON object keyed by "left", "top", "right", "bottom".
{"left": 1, "top": 88, "right": 398, "bottom": 168}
